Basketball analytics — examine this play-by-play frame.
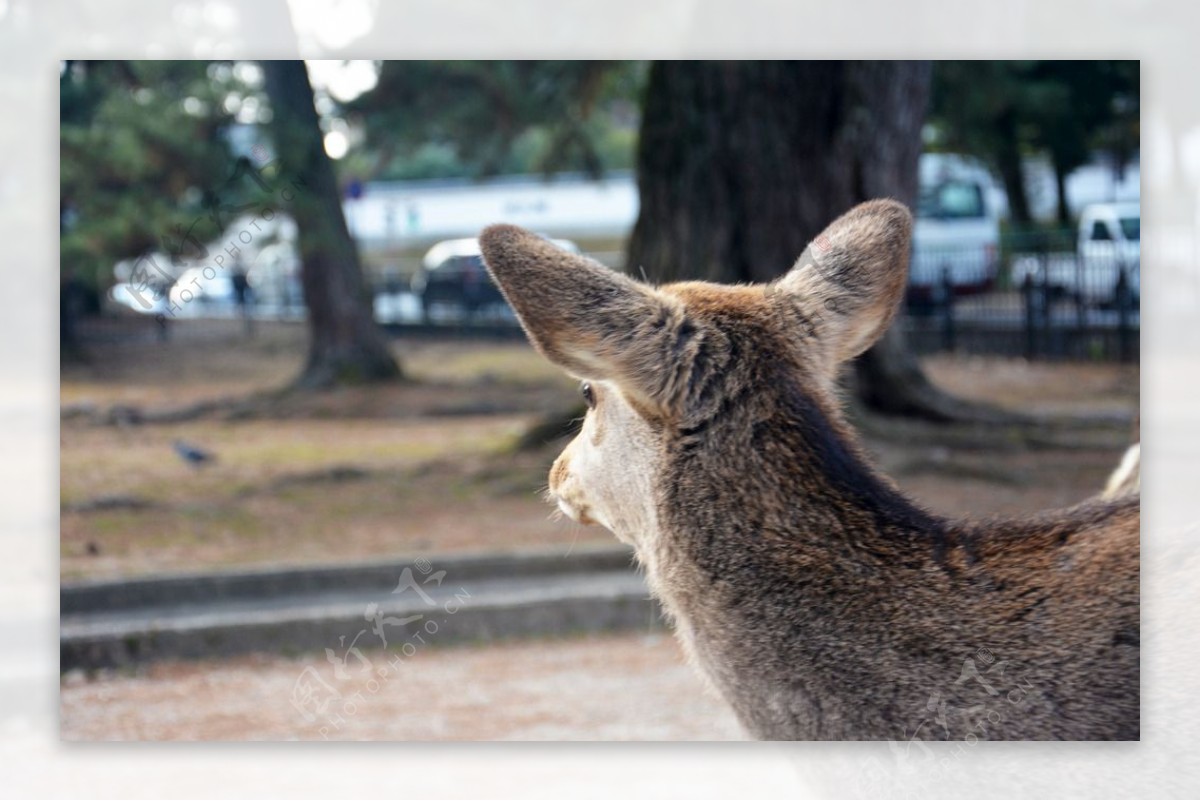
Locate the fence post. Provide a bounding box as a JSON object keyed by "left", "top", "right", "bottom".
{"left": 1116, "top": 265, "right": 1133, "bottom": 363}
{"left": 1022, "top": 273, "right": 1037, "bottom": 360}
{"left": 1039, "top": 248, "right": 1054, "bottom": 356}
{"left": 939, "top": 266, "right": 955, "bottom": 352}
{"left": 1073, "top": 253, "right": 1086, "bottom": 345}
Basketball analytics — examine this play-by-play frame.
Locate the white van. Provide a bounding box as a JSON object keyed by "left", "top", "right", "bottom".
{"left": 909, "top": 154, "right": 1001, "bottom": 304}
{"left": 1078, "top": 202, "right": 1140, "bottom": 304}
{"left": 1010, "top": 202, "right": 1140, "bottom": 306}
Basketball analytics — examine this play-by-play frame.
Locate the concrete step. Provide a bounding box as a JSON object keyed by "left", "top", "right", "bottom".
{"left": 61, "top": 545, "right": 636, "bottom": 614}
{"left": 60, "top": 547, "right": 663, "bottom": 671}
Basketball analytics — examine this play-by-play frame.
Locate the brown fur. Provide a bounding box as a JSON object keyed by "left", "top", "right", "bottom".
{"left": 479, "top": 200, "right": 1139, "bottom": 741}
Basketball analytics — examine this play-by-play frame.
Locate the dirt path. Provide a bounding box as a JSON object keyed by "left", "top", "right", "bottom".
{"left": 58, "top": 324, "right": 1140, "bottom": 744}
{"left": 60, "top": 633, "right": 743, "bottom": 741}
{"left": 61, "top": 322, "right": 1139, "bottom": 579}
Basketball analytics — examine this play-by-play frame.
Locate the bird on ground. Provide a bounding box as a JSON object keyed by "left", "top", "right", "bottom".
{"left": 173, "top": 439, "right": 216, "bottom": 468}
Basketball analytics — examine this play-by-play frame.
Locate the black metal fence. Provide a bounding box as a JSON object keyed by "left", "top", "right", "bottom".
{"left": 902, "top": 230, "right": 1139, "bottom": 362}
{"left": 84, "top": 230, "right": 1140, "bottom": 363}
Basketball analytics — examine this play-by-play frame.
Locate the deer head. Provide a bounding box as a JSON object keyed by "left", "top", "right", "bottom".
{"left": 478, "top": 200, "right": 911, "bottom": 554}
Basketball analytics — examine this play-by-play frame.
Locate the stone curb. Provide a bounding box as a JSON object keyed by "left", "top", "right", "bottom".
{"left": 61, "top": 544, "right": 635, "bottom": 614}
{"left": 60, "top": 546, "right": 661, "bottom": 671}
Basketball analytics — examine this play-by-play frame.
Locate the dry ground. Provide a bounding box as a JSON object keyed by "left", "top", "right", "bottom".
{"left": 59, "top": 318, "right": 1139, "bottom": 742}
{"left": 61, "top": 317, "right": 1139, "bottom": 580}
{"left": 60, "top": 632, "right": 743, "bottom": 741}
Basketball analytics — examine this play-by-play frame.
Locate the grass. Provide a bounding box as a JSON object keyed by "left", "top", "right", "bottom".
{"left": 59, "top": 402, "right": 597, "bottom": 579}
{"left": 60, "top": 320, "right": 600, "bottom": 579}
{"left": 61, "top": 317, "right": 1139, "bottom": 580}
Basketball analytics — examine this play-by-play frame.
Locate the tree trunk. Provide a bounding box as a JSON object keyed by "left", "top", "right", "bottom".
{"left": 995, "top": 109, "right": 1032, "bottom": 226}
{"left": 262, "top": 60, "right": 402, "bottom": 389}
{"left": 628, "top": 61, "right": 1007, "bottom": 422}
{"left": 852, "top": 326, "right": 1018, "bottom": 423}
{"left": 1052, "top": 155, "right": 1071, "bottom": 226}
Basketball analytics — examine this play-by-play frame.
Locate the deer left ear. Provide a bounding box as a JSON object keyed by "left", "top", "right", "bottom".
{"left": 772, "top": 199, "right": 913, "bottom": 370}
{"left": 479, "top": 224, "right": 695, "bottom": 417}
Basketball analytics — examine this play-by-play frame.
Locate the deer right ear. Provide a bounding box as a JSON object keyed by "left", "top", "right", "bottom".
{"left": 773, "top": 199, "right": 912, "bottom": 372}
{"left": 479, "top": 225, "right": 694, "bottom": 417}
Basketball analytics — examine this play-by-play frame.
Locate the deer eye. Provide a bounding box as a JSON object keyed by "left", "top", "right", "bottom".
{"left": 581, "top": 381, "right": 596, "bottom": 408}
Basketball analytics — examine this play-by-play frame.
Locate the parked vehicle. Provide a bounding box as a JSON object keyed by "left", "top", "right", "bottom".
{"left": 108, "top": 280, "right": 170, "bottom": 315}
{"left": 1011, "top": 202, "right": 1140, "bottom": 307}
{"left": 412, "top": 236, "right": 579, "bottom": 321}
{"left": 1078, "top": 202, "right": 1140, "bottom": 305}
{"left": 908, "top": 154, "right": 1001, "bottom": 309}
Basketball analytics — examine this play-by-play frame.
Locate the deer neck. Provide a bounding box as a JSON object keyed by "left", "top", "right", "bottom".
{"left": 640, "top": 379, "right": 953, "bottom": 725}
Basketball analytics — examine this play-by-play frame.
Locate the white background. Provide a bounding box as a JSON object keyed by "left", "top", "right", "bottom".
{"left": 4, "top": 1, "right": 1196, "bottom": 797}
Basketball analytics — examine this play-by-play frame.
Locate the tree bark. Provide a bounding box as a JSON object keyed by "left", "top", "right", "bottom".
{"left": 1052, "top": 155, "right": 1071, "bottom": 226}
{"left": 628, "top": 61, "right": 1006, "bottom": 422}
{"left": 994, "top": 108, "right": 1033, "bottom": 226}
{"left": 262, "top": 60, "right": 402, "bottom": 389}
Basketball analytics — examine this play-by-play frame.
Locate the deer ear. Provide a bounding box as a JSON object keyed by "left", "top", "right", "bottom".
{"left": 479, "top": 225, "right": 693, "bottom": 416}
{"left": 772, "top": 199, "right": 912, "bottom": 369}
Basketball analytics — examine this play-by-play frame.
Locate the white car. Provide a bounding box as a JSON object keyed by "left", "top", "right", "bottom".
{"left": 1012, "top": 202, "right": 1140, "bottom": 306}
{"left": 1078, "top": 202, "right": 1140, "bottom": 304}
{"left": 166, "top": 266, "right": 237, "bottom": 311}
{"left": 909, "top": 154, "right": 1001, "bottom": 304}
{"left": 107, "top": 280, "right": 170, "bottom": 315}
{"left": 412, "top": 235, "right": 578, "bottom": 321}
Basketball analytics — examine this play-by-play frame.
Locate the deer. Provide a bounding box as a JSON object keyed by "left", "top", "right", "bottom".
{"left": 1103, "top": 413, "right": 1141, "bottom": 500}
{"left": 479, "top": 200, "right": 1139, "bottom": 741}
